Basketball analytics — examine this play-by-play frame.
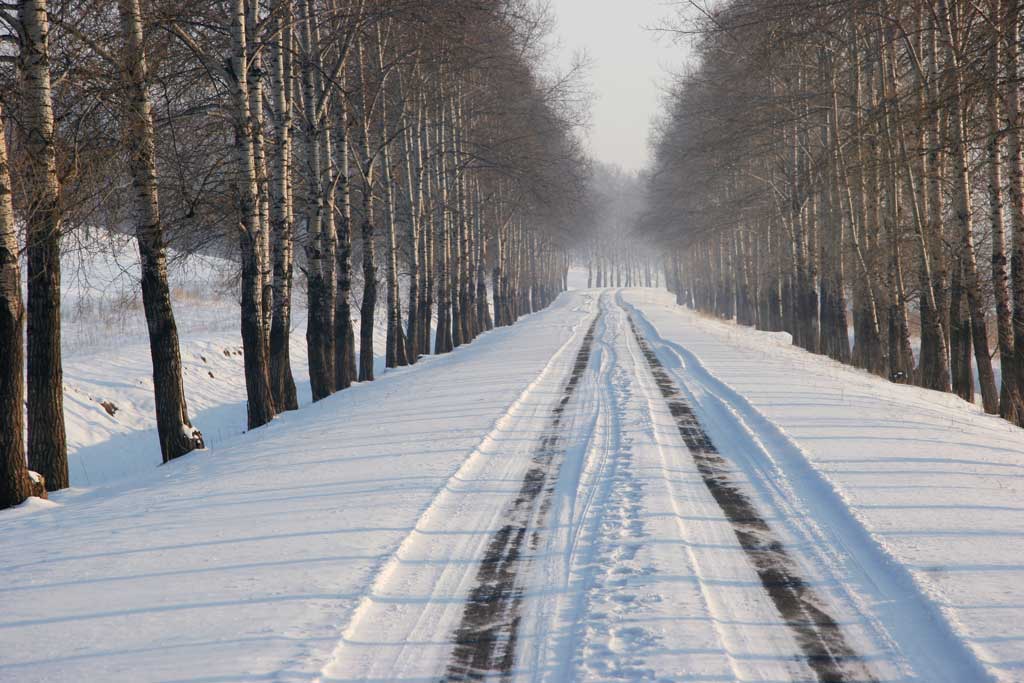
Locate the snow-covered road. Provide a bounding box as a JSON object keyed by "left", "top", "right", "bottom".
{"left": 2, "top": 288, "right": 1022, "bottom": 682}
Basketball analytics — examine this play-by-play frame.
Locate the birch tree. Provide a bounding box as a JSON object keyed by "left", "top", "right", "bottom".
{"left": 18, "top": 0, "right": 68, "bottom": 490}
{"left": 117, "top": 0, "right": 204, "bottom": 461}
{"left": 645, "top": 0, "right": 1024, "bottom": 421}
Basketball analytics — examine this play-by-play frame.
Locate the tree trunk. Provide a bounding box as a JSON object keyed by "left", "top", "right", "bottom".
{"left": 118, "top": 0, "right": 203, "bottom": 461}
{"left": 0, "top": 101, "right": 29, "bottom": 510}
{"left": 358, "top": 166, "right": 377, "bottom": 381}
{"left": 298, "top": 0, "right": 330, "bottom": 400}
{"left": 453, "top": 96, "right": 474, "bottom": 344}
{"left": 230, "top": 0, "right": 276, "bottom": 429}
{"left": 1006, "top": 0, "right": 1024, "bottom": 416}
{"left": 379, "top": 53, "right": 406, "bottom": 369}
{"left": 267, "top": 3, "right": 299, "bottom": 411}
{"left": 951, "top": 254, "right": 975, "bottom": 402}
{"left": 334, "top": 98, "right": 357, "bottom": 389}
{"left": 927, "top": 19, "right": 952, "bottom": 373}
{"left": 246, "top": 1, "right": 272, "bottom": 354}
{"left": 318, "top": 105, "right": 337, "bottom": 392}
{"left": 942, "top": 0, "right": 999, "bottom": 412}
{"left": 987, "top": 2, "right": 1023, "bottom": 421}
{"left": 402, "top": 105, "right": 422, "bottom": 363}
{"left": 878, "top": 37, "right": 915, "bottom": 382}
{"left": 356, "top": 39, "right": 377, "bottom": 381}
{"left": 887, "top": 27, "right": 950, "bottom": 391}
{"left": 19, "top": 0, "right": 68, "bottom": 490}
{"left": 475, "top": 182, "right": 492, "bottom": 332}
{"left": 845, "top": 33, "right": 887, "bottom": 376}
{"left": 434, "top": 106, "right": 452, "bottom": 353}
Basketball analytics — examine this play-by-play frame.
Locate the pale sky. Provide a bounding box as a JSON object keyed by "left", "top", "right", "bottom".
{"left": 550, "top": 0, "right": 688, "bottom": 172}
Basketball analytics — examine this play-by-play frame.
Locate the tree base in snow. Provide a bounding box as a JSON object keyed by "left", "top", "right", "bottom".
{"left": 28, "top": 471, "right": 48, "bottom": 499}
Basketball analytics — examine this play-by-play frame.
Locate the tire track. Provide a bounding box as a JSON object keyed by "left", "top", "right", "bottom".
{"left": 625, "top": 313, "right": 875, "bottom": 683}
{"left": 527, "top": 297, "right": 661, "bottom": 681}
{"left": 624, "top": 293, "right": 992, "bottom": 682}
{"left": 443, "top": 313, "right": 601, "bottom": 681}
{"left": 311, "top": 296, "right": 598, "bottom": 682}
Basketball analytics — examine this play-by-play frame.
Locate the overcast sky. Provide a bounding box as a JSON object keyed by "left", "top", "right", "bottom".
{"left": 550, "top": 0, "right": 688, "bottom": 173}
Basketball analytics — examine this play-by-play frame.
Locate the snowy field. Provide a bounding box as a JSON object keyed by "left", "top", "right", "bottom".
{"left": 56, "top": 235, "right": 307, "bottom": 486}
{"left": 53, "top": 235, "right": 390, "bottom": 487}
{"left": 2, "top": 281, "right": 1024, "bottom": 682}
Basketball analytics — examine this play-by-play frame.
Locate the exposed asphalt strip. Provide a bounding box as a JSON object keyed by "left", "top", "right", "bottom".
{"left": 625, "top": 313, "right": 876, "bottom": 683}
{"left": 443, "top": 312, "right": 602, "bottom": 682}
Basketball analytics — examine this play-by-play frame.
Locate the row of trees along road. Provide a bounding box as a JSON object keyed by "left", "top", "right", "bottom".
{"left": 645, "top": 0, "right": 1024, "bottom": 424}
{"left": 0, "top": 0, "right": 590, "bottom": 510}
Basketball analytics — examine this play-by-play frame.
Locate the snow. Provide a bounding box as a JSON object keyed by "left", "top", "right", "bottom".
{"left": 53, "top": 235, "right": 387, "bottom": 488}
{"left": 623, "top": 288, "right": 1024, "bottom": 682}
{"left": 0, "top": 291, "right": 595, "bottom": 682}
{"left": 2, "top": 280, "right": 1024, "bottom": 681}
{"left": 7, "top": 496, "right": 59, "bottom": 517}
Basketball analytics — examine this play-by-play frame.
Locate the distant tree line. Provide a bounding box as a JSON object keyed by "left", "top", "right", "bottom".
{"left": 0, "top": 0, "right": 589, "bottom": 510}
{"left": 582, "top": 163, "right": 660, "bottom": 289}
{"left": 646, "top": 0, "right": 1024, "bottom": 420}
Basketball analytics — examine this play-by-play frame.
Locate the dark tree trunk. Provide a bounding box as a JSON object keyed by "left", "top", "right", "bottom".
{"left": 0, "top": 101, "right": 29, "bottom": 510}
{"left": 1007, "top": 0, "right": 1024, "bottom": 417}
{"left": 418, "top": 176, "right": 433, "bottom": 356}
{"left": 358, "top": 171, "right": 377, "bottom": 381}
{"left": 403, "top": 109, "right": 423, "bottom": 363}
{"left": 19, "top": 0, "right": 67, "bottom": 490}
{"left": 986, "top": 7, "right": 1023, "bottom": 421}
{"left": 381, "top": 82, "right": 406, "bottom": 369}
{"left": 951, "top": 255, "right": 974, "bottom": 403}
{"left": 333, "top": 106, "right": 356, "bottom": 390}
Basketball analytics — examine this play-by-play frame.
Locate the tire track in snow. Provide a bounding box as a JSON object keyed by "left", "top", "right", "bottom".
{"left": 625, "top": 313, "right": 875, "bottom": 683}
{"left": 309, "top": 296, "right": 598, "bottom": 682}
{"left": 521, "top": 293, "right": 664, "bottom": 681}
{"left": 624, "top": 291, "right": 994, "bottom": 683}
{"left": 566, "top": 302, "right": 661, "bottom": 680}
{"left": 443, "top": 313, "right": 601, "bottom": 681}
